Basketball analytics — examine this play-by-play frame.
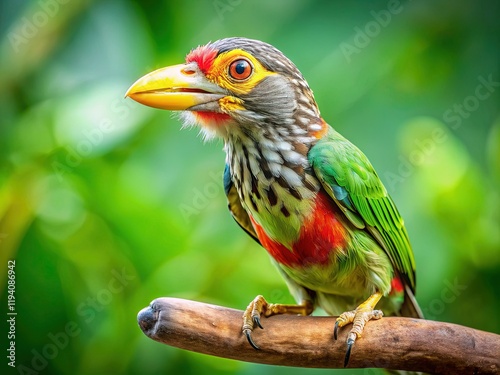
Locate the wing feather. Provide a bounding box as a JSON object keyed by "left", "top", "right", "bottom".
{"left": 309, "top": 128, "right": 416, "bottom": 292}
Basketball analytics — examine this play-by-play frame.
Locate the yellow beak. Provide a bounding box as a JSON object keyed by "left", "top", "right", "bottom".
{"left": 125, "top": 63, "right": 226, "bottom": 111}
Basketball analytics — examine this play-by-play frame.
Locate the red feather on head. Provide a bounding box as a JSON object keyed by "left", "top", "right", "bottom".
{"left": 186, "top": 45, "right": 218, "bottom": 74}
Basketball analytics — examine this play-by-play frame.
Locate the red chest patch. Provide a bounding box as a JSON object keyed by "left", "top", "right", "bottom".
{"left": 250, "top": 192, "right": 347, "bottom": 267}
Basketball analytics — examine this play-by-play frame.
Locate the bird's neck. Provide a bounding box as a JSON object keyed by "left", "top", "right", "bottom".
{"left": 225, "top": 129, "right": 321, "bottom": 247}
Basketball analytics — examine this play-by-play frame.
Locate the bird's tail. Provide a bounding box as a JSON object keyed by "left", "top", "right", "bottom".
{"left": 400, "top": 284, "right": 424, "bottom": 319}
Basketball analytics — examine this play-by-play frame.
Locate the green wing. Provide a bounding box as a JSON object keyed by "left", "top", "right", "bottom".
{"left": 309, "top": 127, "right": 416, "bottom": 292}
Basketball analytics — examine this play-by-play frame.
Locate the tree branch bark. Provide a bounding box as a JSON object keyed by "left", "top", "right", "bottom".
{"left": 137, "top": 297, "right": 499, "bottom": 374}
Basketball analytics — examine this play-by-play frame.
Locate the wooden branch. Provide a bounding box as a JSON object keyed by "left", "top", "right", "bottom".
{"left": 137, "top": 297, "right": 500, "bottom": 374}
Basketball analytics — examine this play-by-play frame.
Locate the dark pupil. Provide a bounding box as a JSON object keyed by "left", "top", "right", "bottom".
{"left": 235, "top": 61, "right": 246, "bottom": 74}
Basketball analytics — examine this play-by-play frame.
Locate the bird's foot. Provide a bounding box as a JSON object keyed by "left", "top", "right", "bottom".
{"left": 242, "top": 295, "right": 313, "bottom": 350}
{"left": 333, "top": 292, "right": 383, "bottom": 367}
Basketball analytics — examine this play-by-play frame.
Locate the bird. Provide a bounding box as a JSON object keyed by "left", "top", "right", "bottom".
{"left": 126, "top": 37, "right": 423, "bottom": 367}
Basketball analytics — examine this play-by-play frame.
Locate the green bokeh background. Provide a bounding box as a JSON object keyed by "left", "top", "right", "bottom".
{"left": 1, "top": 0, "right": 499, "bottom": 374}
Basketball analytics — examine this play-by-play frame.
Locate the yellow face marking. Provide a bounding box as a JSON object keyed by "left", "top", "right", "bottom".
{"left": 218, "top": 96, "right": 245, "bottom": 113}
{"left": 205, "top": 49, "right": 276, "bottom": 96}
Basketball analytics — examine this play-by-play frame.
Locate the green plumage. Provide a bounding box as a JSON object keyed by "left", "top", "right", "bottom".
{"left": 225, "top": 125, "right": 422, "bottom": 318}
{"left": 309, "top": 127, "right": 417, "bottom": 293}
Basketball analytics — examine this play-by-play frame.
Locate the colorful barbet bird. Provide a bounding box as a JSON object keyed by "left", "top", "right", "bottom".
{"left": 126, "top": 37, "right": 423, "bottom": 366}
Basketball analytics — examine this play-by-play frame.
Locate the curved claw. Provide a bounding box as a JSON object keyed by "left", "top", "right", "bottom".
{"left": 253, "top": 315, "right": 264, "bottom": 329}
{"left": 244, "top": 329, "right": 260, "bottom": 350}
{"left": 334, "top": 321, "right": 340, "bottom": 340}
{"left": 344, "top": 337, "right": 355, "bottom": 367}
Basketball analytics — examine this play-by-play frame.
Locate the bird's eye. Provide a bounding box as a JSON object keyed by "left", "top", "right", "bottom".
{"left": 228, "top": 59, "right": 253, "bottom": 81}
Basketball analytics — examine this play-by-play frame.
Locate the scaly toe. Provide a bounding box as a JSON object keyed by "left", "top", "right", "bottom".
{"left": 336, "top": 307, "right": 384, "bottom": 367}
{"left": 350, "top": 309, "right": 383, "bottom": 338}
{"left": 242, "top": 295, "right": 269, "bottom": 350}
{"left": 334, "top": 309, "right": 356, "bottom": 339}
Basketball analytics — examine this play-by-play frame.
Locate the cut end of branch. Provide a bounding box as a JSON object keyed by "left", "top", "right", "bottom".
{"left": 137, "top": 304, "right": 158, "bottom": 335}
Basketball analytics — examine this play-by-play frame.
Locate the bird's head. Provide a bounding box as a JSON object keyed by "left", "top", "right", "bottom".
{"left": 126, "top": 37, "right": 327, "bottom": 141}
